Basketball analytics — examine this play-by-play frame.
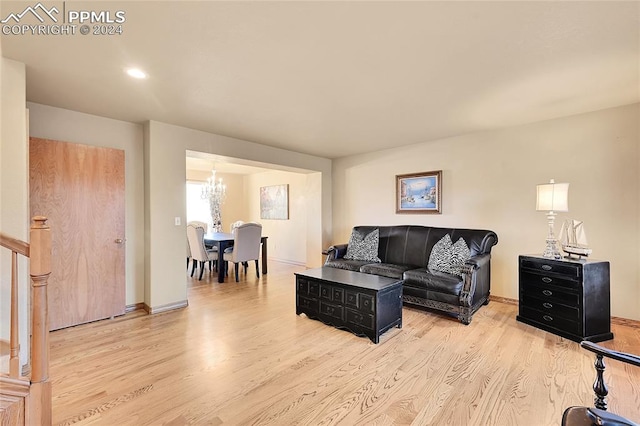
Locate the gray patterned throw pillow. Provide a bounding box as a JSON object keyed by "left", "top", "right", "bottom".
{"left": 344, "top": 229, "right": 381, "bottom": 262}
{"left": 428, "top": 234, "right": 453, "bottom": 272}
{"left": 449, "top": 237, "right": 471, "bottom": 276}
{"left": 428, "top": 234, "right": 470, "bottom": 277}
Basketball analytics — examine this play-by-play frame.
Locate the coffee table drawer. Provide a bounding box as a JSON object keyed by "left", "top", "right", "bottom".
{"left": 298, "top": 295, "right": 318, "bottom": 312}
{"left": 360, "top": 294, "right": 374, "bottom": 313}
{"left": 297, "top": 278, "right": 320, "bottom": 297}
{"left": 346, "top": 308, "right": 374, "bottom": 329}
{"left": 345, "top": 290, "right": 358, "bottom": 308}
{"left": 320, "top": 301, "right": 343, "bottom": 320}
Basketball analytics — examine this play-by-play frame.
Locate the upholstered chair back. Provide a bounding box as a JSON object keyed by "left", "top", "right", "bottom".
{"left": 229, "top": 222, "right": 262, "bottom": 263}
{"left": 230, "top": 220, "right": 245, "bottom": 233}
{"left": 188, "top": 221, "right": 208, "bottom": 233}
{"left": 187, "top": 224, "right": 210, "bottom": 262}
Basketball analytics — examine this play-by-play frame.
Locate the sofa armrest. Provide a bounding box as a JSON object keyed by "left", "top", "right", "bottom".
{"left": 459, "top": 254, "right": 492, "bottom": 307}
{"left": 325, "top": 243, "right": 348, "bottom": 262}
{"left": 465, "top": 253, "right": 491, "bottom": 269}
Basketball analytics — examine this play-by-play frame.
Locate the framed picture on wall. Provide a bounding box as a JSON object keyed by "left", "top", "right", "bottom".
{"left": 396, "top": 170, "right": 442, "bottom": 214}
{"left": 260, "top": 184, "right": 289, "bottom": 220}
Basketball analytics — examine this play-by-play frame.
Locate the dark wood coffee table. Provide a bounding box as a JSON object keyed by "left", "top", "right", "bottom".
{"left": 295, "top": 267, "right": 403, "bottom": 343}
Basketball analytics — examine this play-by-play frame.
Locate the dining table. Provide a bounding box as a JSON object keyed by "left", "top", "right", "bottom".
{"left": 204, "top": 232, "right": 268, "bottom": 283}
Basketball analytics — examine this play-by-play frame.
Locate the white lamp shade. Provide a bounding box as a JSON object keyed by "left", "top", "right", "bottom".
{"left": 536, "top": 181, "right": 569, "bottom": 212}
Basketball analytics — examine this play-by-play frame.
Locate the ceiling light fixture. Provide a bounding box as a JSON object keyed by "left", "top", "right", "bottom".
{"left": 126, "top": 68, "right": 147, "bottom": 79}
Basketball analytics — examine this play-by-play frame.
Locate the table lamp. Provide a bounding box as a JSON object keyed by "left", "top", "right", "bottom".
{"left": 536, "top": 179, "right": 569, "bottom": 259}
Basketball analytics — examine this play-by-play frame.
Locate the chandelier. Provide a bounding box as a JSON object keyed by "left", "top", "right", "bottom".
{"left": 201, "top": 169, "right": 226, "bottom": 232}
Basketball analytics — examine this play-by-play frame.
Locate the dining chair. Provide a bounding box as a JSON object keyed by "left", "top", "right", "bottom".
{"left": 187, "top": 235, "right": 192, "bottom": 270}
{"left": 223, "top": 222, "right": 262, "bottom": 282}
{"left": 561, "top": 341, "right": 639, "bottom": 426}
{"left": 230, "top": 220, "right": 245, "bottom": 233}
{"left": 187, "top": 223, "right": 218, "bottom": 280}
{"left": 188, "top": 220, "right": 208, "bottom": 232}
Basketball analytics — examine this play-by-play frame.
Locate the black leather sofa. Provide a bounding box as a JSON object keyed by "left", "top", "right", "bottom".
{"left": 324, "top": 225, "right": 499, "bottom": 324}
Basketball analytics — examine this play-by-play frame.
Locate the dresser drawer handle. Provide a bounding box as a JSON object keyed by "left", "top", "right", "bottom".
{"left": 542, "top": 302, "right": 553, "bottom": 309}
{"left": 541, "top": 265, "right": 552, "bottom": 271}
{"left": 543, "top": 315, "right": 553, "bottom": 322}
{"left": 542, "top": 290, "right": 553, "bottom": 296}
{"left": 542, "top": 277, "right": 552, "bottom": 284}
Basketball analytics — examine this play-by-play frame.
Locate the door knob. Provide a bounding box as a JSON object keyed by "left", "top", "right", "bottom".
{"left": 115, "top": 239, "right": 124, "bottom": 244}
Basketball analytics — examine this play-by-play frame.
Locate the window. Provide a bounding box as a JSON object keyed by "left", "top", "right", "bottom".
{"left": 186, "top": 181, "right": 210, "bottom": 225}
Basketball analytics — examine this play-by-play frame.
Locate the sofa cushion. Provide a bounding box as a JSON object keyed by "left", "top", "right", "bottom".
{"left": 344, "top": 228, "right": 381, "bottom": 262}
{"left": 324, "top": 259, "right": 371, "bottom": 272}
{"left": 403, "top": 268, "right": 464, "bottom": 296}
{"left": 360, "top": 263, "right": 414, "bottom": 279}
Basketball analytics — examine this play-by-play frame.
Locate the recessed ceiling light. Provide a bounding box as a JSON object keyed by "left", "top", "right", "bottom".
{"left": 126, "top": 68, "right": 147, "bottom": 79}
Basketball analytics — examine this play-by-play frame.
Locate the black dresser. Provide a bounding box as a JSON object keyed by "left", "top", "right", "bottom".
{"left": 517, "top": 255, "right": 613, "bottom": 343}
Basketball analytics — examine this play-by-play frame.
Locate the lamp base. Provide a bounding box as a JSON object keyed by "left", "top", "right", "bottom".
{"left": 541, "top": 211, "right": 562, "bottom": 259}
{"left": 542, "top": 236, "right": 562, "bottom": 259}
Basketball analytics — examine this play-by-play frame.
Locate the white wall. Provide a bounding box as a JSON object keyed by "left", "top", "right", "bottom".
{"left": 27, "top": 103, "right": 146, "bottom": 307}
{"left": 0, "top": 58, "right": 29, "bottom": 366}
{"left": 245, "top": 170, "right": 308, "bottom": 265}
{"left": 145, "top": 121, "right": 331, "bottom": 312}
{"left": 332, "top": 103, "right": 640, "bottom": 320}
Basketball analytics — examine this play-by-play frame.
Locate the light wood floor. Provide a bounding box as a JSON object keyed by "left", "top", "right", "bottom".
{"left": 50, "top": 262, "right": 640, "bottom": 425}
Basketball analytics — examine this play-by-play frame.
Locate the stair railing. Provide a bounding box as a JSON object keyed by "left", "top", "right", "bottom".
{"left": 0, "top": 216, "right": 52, "bottom": 425}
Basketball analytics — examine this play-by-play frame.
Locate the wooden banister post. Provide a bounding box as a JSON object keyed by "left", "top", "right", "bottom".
{"left": 29, "top": 216, "right": 52, "bottom": 426}
{"left": 9, "top": 251, "right": 20, "bottom": 377}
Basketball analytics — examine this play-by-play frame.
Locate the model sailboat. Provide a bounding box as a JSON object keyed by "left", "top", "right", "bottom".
{"left": 558, "top": 219, "right": 593, "bottom": 258}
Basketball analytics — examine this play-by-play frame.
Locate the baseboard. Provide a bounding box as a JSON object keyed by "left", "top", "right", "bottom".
{"left": 144, "top": 300, "right": 188, "bottom": 315}
{"left": 489, "top": 295, "right": 518, "bottom": 306}
{"left": 125, "top": 303, "right": 146, "bottom": 313}
{"left": 611, "top": 316, "right": 640, "bottom": 329}
{"left": 490, "top": 295, "right": 640, "bottom": 328}
{"left": 268, "top": 257, "right": 306, "bottom": 267}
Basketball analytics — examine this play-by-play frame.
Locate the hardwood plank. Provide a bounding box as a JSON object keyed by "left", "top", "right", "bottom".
{"left": 49, "top": 262, "right": 640, "bottom": 425}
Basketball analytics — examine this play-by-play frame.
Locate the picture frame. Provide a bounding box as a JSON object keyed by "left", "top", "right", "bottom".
{"left": 396, "top": 170, "right": 442, "bottom": 214}
{"left": 260, "top": 184, "right": 289, "bottom": 220}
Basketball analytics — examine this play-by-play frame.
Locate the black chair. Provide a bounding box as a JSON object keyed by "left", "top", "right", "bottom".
{"left": 562, "top": 341, "right": 640, "bottom": 426}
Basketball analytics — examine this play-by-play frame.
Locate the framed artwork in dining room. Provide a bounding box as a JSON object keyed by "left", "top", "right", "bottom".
{"left": 260, "top": 184, "right": 289, "bottom": 220}
{"left": 396, "top": 170, "right": 442, "bottom": 214}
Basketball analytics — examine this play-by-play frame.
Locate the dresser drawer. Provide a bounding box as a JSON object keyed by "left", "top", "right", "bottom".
{"left": 520, "top": 306, "right": 581, "bottom": 335}
{"left": 521, "top": 258, "right": 580, "bottom": 278}
{"left": 298, "top": 295, "right": 318, "bottom": 312}
{"left": 346, "top": 308, "right": 374, "bottom": 329}
{"left": 520, "top": 282, "right": 580, "bottom": 306}
{"left": 320, "top": 301, "right": 343, "bottom": 320}
{"left": 520, "top": 271, "right": 579, "bottom": 290}
{"left": 521, "top": 294, "right": 580, "bottom": 321}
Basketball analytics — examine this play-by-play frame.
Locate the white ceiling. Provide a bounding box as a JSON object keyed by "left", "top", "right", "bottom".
{"left": 2, "top": 1, "right": 638, "bottom": 159}
{"left": 185, "top": 154, "right": 270, "bottom": 175}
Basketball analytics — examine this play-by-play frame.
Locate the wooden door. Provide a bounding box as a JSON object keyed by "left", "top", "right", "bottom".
{"left": 29, "top": 137, "right": 125, "bottom": 330}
